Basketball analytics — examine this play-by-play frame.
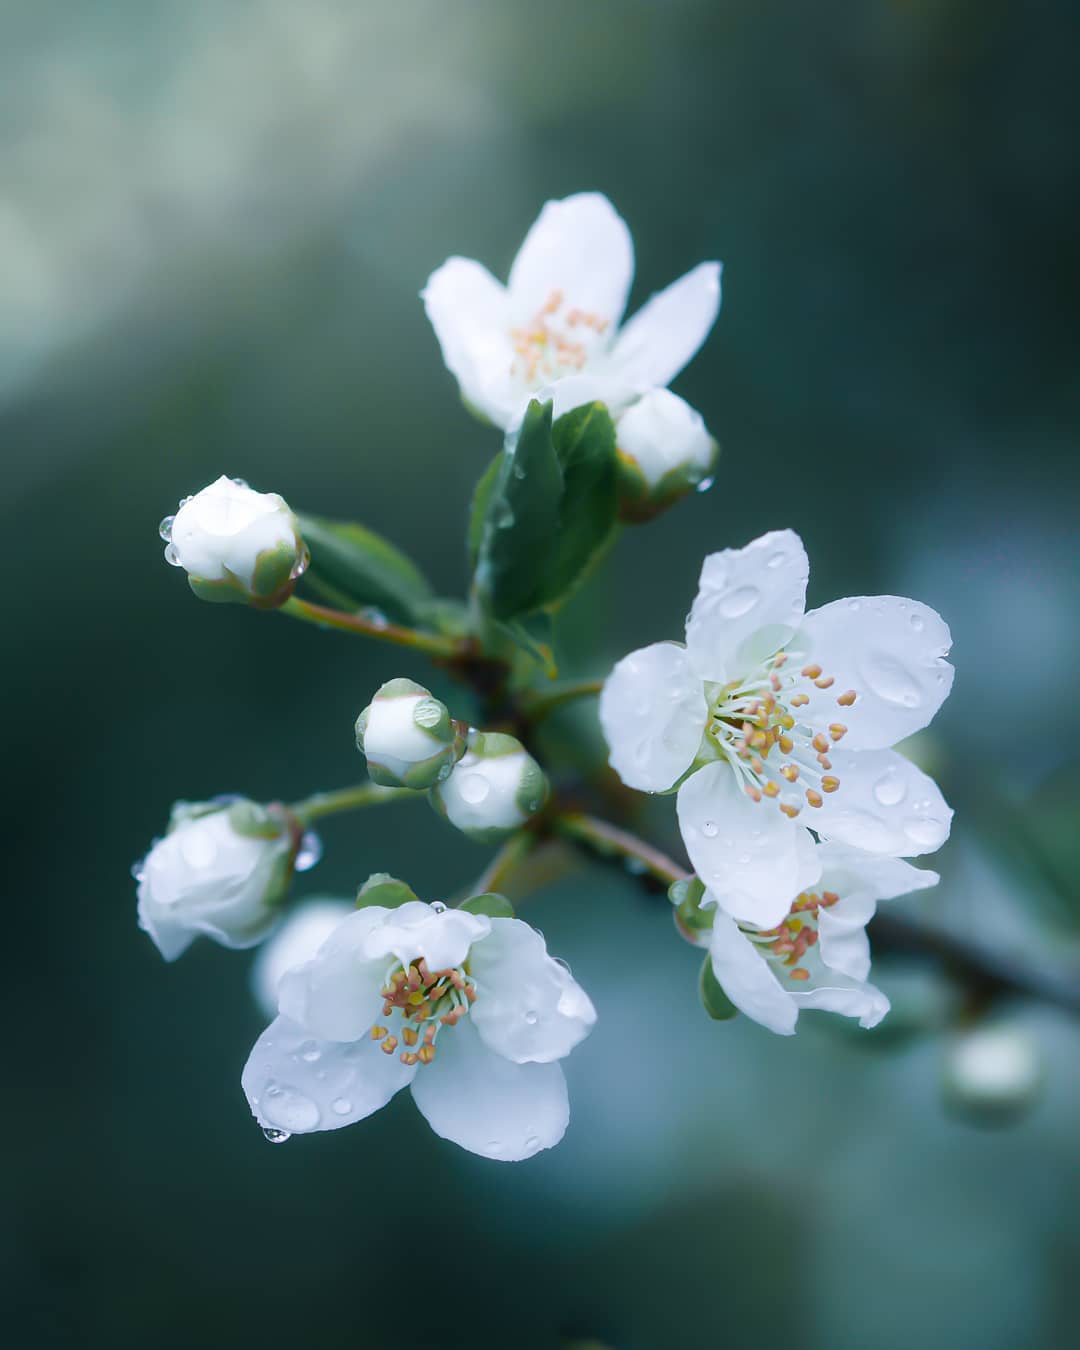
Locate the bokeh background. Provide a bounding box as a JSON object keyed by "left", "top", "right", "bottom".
{"left": 4, "top": 2, "right": 1079, "bottom": 1347}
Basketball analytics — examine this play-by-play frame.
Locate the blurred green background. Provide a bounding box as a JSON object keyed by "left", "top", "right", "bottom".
{"left": 4, "top": 1, "right": 1079, "bottom": 1347}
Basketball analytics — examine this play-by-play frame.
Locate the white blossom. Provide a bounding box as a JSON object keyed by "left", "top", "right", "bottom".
{"left": 356, "top": 678, "right": 463, "bottom": 790}
{"left": 160, "top": 474, "right": 306, "bottom": 606}
{"left": 430, "top": 731, "right": 548, "bottom": 843}
{"left": 422, "top": 192, "right": 720, "bottom": 439}
{"left": 136, "top": 801, "right": 296, "bottom": 961}
{"left": 616, "top": 388, "right": 717, "bottom": 519}
{"left": 250, "top": 898, "right": 353, "bottom": 1019}
{"left": 600, "top": 529, "right": 954, "bottom": 928}
{"left": 697, "top": 842, "right": 938, "bottom": 1035}
{"left": 242, "top": 899, "right": 596, "bottom": 1160}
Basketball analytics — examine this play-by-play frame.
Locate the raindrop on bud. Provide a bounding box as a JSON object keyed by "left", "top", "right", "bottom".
{"left": 158, "top": 515, "right": 175, "bottom": 541}
{"left": 294, "top": 830, "right": 323, "bottom": 872}
{"left": 262, "top": 1127, "right": 291, "bottom": 1144}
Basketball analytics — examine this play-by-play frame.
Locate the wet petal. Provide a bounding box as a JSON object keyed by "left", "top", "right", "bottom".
{"left": 684, "top": 530, "right": 809, "bottom": 682}
{"left": 410, "top": 1019, "right": 569, "bottom": 1161}
{"left": 609, "top": 261, "right": 722, "bottom": 391}
{"left": 790, "top": 978, "right": 890, "bottom": 1029}
{"left": 421, "top": 256, "right": 517, "bottom": 427}
{"left": 708, "top": 911, "right": 797, "bottom": 1035}
{"left": 600, "top": 641, "right": 707, "bottom": 791}
{"left": 795, "top": 596, "right": 954, "bottom": 750}
{"left": 813, "top": 749, "right": 953, "bottom": 857}
{"left": 361, "top": 900, "right": 491, "bottom": 973}
{"left": 241, "top": 1015, "right": 415, "bottom": 1135}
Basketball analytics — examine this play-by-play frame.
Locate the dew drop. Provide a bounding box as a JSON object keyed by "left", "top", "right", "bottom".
{"left": 431, "top": 901, "right": 447, "bottom": 914}
{"left": 295, "top": 830, "right": 323, "bottom": 872}
{"left": 847, "top": 599, "right": 861, "bottom": 612}
{"left": 163, "top": 543, "right": 182, "bottom": 567}
{"left": 873, "top": 771, "right": 907, "bottom": 807}
{"left": 457, "top": 773, "right": 490, "bottom": 805}
{"left": 331, "top": 1097, "right": 352, "bottom": 1116}
{"left": 495, "top": 501, "right": 515, "bottom": 529}
{"left": 262, "top": 1127, "right": 291, "bottom": 1144}
{"left": 720, "top": 586, "right": 759, "bottom": 619}
{"left": 695, "top": 477, "right": 714, "bottom": 494}
{"left": 512, "top": 464, "right": 526, "bottom": 480}
{"left": 524, "top": 1134, "right": 542, "bottom": 1152}
{"left": 485, "top": 1139, "right": 503, "bottom": 1156}
{"left": 232, "top": 477, "right": 249, "bottom": 489}
{"left": 262, "top": 1085, "right": 320, "bottom": 1132}
{"left": 903, "top": 817, "right": 946, "bottom": 849}
{"left": 909, "top": 613, "right": 925, "bottom": 633}
{"left": 860, "top": 653, "right": 922, "bottom": 708}
{"left": 298, "top": 1041, "right": 321, "bottom": 1063}
{"left": 178, "top": 495, "right": 193, "bottom": 507}
{"left": 361, "top": 607, "right": 389, "bottom": 630}
{"left": 702, "top": 820, "right": 719, "bottom": 839}
{"left": 524, "top": 1010, "right": 539, "bottom": 1026}
{"left": 767, "top": 551, "right": 787, "bottom": 569}
{"left": 158, "top": 515, "right": 175, "bottom": 541}
{"left": 130, "top": 858, "right": 145, "bottom": 881}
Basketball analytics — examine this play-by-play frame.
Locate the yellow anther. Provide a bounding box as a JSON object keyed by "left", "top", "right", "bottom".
{"left": 779, "top": 803, "right": 801, "bottom": 818}
{"left": 402, "top": 1026, "right": 419, "bottom": 1047}
{"left": 792, "top": 693, "right": 810, "bottom": 707}
{"left": 801, "top": 664, "right": 822, "bottom": 679}
{"left": 418, "top": 1045, "right": 436, "bottom": 1065}
{"left": 744, "top": 784, "right": 763, "bottom": 802}
{"left": 407, "top": 991, "right": 426, "bottom": 1006}
{"left": 822, "top": 890, "right": 839, "bottom": 906}
{"left": 817, "top": 754, "right": 832, "bottom": 770}
{"left": 788, "top": 967, "right": 810, "bottom": 982}
{"left": 837, "top": 689, "right": 857, "bottom": 707}
{"left": 780, "top": 764, "right": 799, "bottom": 782}
{"left": 812, "top": 733, "right": 830, "bottom": 753}
{"left": 821, "top": 775, "right": 840, "bottom": 792}
{"left": 369, "top": 1026, "right": 388, "bottom": 1041}
{"left": 778, "top": 713, "right": 795, "bottom": 730}
{"left": 763, "top": 782, "right": 780, "bottom": 798}
{"left": 779, "top": 734, "right": 794, "bottom": 754}
{"left": 829, "top": 723, "right": 848, "bottom": 741}
{"left": 787, "top": 917, "right": 804, "bottom": 933}
{"left": 814, "top": 676, "right": 834, "bottom": 689}
{"left": 380, "top": 1036, "right": 398, "bottom": 1055}
{"left": 400, "top": 1051, "right": 420, "bottom": 1066}
{"left": 805, "top": 788, "right": 823, "bottom": 808}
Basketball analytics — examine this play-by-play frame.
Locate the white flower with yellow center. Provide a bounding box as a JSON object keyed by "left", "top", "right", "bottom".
{"left": 600, "top": 529, "right": 954, "bottom": 928}
{"left": 688, "top": 842, "right": 939, "bottom": 1035}
{"left": 422, "top": 191, "right": 721, "bottom": 436}
{"left": 242, "top": 898, "right": 596, "bottom": 1161}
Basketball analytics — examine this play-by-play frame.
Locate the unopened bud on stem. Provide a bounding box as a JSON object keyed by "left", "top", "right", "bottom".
{"left": 356, "top": 679, "right": 465, "bottom": 790}
{"left": 430, "top": 731, "right": 548, "bottom": 843}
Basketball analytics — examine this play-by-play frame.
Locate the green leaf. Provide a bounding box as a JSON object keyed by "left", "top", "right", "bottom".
{"left": 473, "top": 399, "right": 617, "bottom": 625}
{"left": 356, "top": 872, "right": 420, "bottom": 910}
{"left": 297, "top": 513, "right": 434, "bottom": 626}
{"left": 699, "top": 955, "right": 738, "bottom": 1021}
{"left": 460, "top": 892, "right": 516, "bottom": 919}
{"left": 496, "top": 612, "right": 558, "bottom": 678}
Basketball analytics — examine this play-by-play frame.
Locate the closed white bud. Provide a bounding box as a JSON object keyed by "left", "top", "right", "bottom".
{"left": 250, "top": 898, "right": 352, "bottom": 1019}
{"left": 135, "top": 799, "right": 298, "bottom": 961}
{"left": 430, "top": 731, "right": 548, "bottom": 843}
{"left": 356, "top": 678, "right": 465, "bottom": 789}
{"left": 942, "top": 1022, "right": 1044, "bottom": 1124}
{"left": 160, "top": 475, "right": 307, "bottom": 607}
{"left": 615, "top": 389, "right": 717, "bottom": 522}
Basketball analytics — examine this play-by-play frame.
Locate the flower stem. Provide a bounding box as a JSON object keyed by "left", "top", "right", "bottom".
{"left": 521, "top": 679, "right": 604, "bottom": 725}
{"left": 554, "top": 812, "right": 690, "bottom": 887}
{"left": 289, "top": 782, "right": 415, "bottom": 825}
{"left": 280, "top": 596, "right": 460, "bottom": 660}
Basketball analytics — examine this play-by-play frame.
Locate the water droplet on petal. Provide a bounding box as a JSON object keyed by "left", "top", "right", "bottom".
{"left": 909, "top": 613, "right": 925, "bottom": 632}
{"left": 720, "top": 586, "right": 759, "bottom": 619}
{"left": 485, "top": 1139, "right": 503, "bottom": 1156}
{"left": 524, "top": 1010, "right": 539, "bottom": 1025}
{"left": 430, "top": 901, "right": 447, "bottom": 914}
{"left": 294, "top": 830, "right": 323, "bottom": 872}
{"left": 262, "top": 1085, "right": 320, "bottom": 1132}
{"left": 695, "top": 477, "right": 714, "bottom": 494}
{"left": 702, "top": 820, "right": 719, "bottom": 839}
{"left": 873, "top": 771, "right": 907, "bottom": 807}
{"left": 860, "top": 653, "right": 922, "bottom": 708}
{"left": 331, "top": 1097, "right": 352, "bottom": 1116}
{"left": 158, "top": 515, "right": 175, "bottom": 541}
{"left": 457, "top": 773, "right": 490, "bottom": 805}
{"left": 847, "top": 599, "right": 861, "bottom": 612}
{"left": 903, "top": 817, "right": 946, "bottom": 849}
{"left": 495, "top": 501, "right": 515, "bottom": 529}
{"left": 130, "top": 859, "right": 145, "bottom": 880}
{"left": 232, "top": 477, "right": 249, "bottom": 489}
{"left": 178, "top": 495, "right": 193, "bottom": 508}
{"left": 767, "top": 551, "right": 786, "bottom": 568}
{"left": 163, "top": 543, "right": 182, "bottom": 567}
{"left": 262, "top": 1127, "right": 291, "bottom": 1144}
{"left": 299, "top": 1041, "right": 321, "bottom": 1063}
{"left": 524, "top": 1134, "right": 541, "bottom": 1151}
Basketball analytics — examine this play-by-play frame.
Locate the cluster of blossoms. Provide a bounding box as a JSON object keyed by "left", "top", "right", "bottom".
{"left": 138, "top": 192, "right": 956, "bottom": 1160}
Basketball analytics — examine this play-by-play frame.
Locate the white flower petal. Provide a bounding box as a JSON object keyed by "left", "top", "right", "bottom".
{"left": 507, "top": 193, "right": 634, "bottom": 332}
{"left": 677, "top": 761, "right": 822, "bottom": 928}
{"left": 814, "top": 843, "right": 940, "bottom": 980}
{"left": 242, "top": 1015, "right": 415, "bottom": 1135}
{"left": 813, "top": 749, "right": 953, "bottom": 857}
{"left": 708, "top": 911, "right": 797, "bottom": 1035}
{"left": 529, "top": 371, "right": 638, "bottom": 422}
{"left": 600, "top": 641, "right": 707, "bottom": 791}
{"left": 171, "top": 476, "right": 297, "bottom": 588}
{"left": 250, "top": 899, "right": 353, "bottom": 1020}
{"left": 277, "top": 907, "right": 389, "bottom": 1041}
{"left": 469, "top": 918, "right": 597, "bottom": 1064}
{"left": 609, "top": 261, "right": 722, "bottom": 392}
{"left": 421, "top": 256, "right": 518, "bottom": 427}
{"left": 361, "top": 900, "right": 491, "bottom": 974}
{"left": 790, "top": 979, "right": 890, "bottom": 1029}
{"left": 409, "top": 1018, "right": 569, "bottom": 1161}
{"left": 794, "top": 596, "right": 954, "bottom": 750}
{"left": 684, "top": 529, "right": 810, "bottom": 682}
{"left": 615, "top": 388, "right": 714, "bottom": 489}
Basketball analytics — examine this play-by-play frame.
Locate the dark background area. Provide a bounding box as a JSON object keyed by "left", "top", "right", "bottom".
{"left": 3, "top": 2, "right": 1079, "bottom": 1347}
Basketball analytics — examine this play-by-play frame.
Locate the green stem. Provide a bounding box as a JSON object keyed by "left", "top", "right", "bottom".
{"left": 280, "top": 596, "right": 460, "bottom": 660}
{"left": 521, "top": 679, "right": 604, "bottom": 725}
{"left": 289, "top": 782, "right": 415, "bottom": 825}
{"left": 554, "top": 812, "right": 689, "bottom": 887}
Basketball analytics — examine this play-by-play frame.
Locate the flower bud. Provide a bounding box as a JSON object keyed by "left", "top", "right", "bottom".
{"left": 355, "top": 678, "right": 465, "bottom": 789}
{"left": 615, "top": 389, "right": 717, "bottom": 523}
{"left": 942, "top": 1022, "right": 1044, "bottom": 1125}
{"left": 250, "top": 898, "right": 352, "bottom": 1019}
{"left": 160, "top": 475, "right": 307, "bottom": 608}
{"left": 135, "top": 799, "right": 299, "bottom": 961}
{"left": 430, "top": 731, "right": 548, "bottom": 843}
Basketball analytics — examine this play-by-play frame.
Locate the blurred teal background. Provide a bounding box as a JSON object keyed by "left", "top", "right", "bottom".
{"left": 4, "top": 2, "right": 1079, "bottom": 1347}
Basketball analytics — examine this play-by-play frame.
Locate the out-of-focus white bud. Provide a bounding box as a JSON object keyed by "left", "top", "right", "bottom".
{"left": 249, "top": 898, "right": 352, "bottom": 1019}
{"left": 160, "top": 475, "right": 308, "bottom": 607}
{"left": 135, "top": 799, "right": 299, "bottom": 962}
{"left": 615, "top": 389, "right": 717, "bottom": 523}
{"left": 430, "top": 731, "right": 548, "bottom": 843}
{"left": 942, "top": 1022, "right": 1044, "bottom": 1125}
{"left": 355, "top": 678, "right": 465, "bottom": 789}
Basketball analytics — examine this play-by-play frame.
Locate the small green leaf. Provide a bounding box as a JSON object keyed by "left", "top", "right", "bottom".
{"left": 468, "top": 453, "right": 503, "bottom": 570}
{"left": 460, "top": 892, "right": 516, "bottom": 919}
{"left": 699, "top": 955, "right": 738, "bottom": 1021}
{"left": 356, "top": 873, "right": 419, "bottom": 910}
{"left": 496, "top": 612, "right": 558, "bottom": 678}
{"left": 297, "top": 513, "right": 434, "bottom": 626}
{"left": 544, "top": 402, "right": 617, "bottom": 605}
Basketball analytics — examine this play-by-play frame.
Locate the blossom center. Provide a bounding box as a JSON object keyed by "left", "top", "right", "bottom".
{"left": 704, "top": 651, "right": 858, "bottom": 819}
{"left": 509, "top": 288, "right": 611, "bottom": 387}
{"left": 742, "top": 888, "right": 841, "bottom": 982}
{"left": 369, "top": 956, "right": 478, "bottom": 1066}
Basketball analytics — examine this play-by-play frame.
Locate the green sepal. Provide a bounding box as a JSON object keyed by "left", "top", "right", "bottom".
{"left": 616, "top": 438, "right": 719, "bottom": 525}
{"left": 669, "top": 875, "right": 715, "bottom": 940}
{"left": 227, "top": 800, "right": 287, "bottom": 840}
{"left": 356, "top": 873, "right": 420, "bottom": 910}
{"left": 699, "top": 954, "right": 738, "bottom": 1021}
{"left": 460, "top": 893, "right": 516, "bottom": 920}
{"left": 296, "top": 513, "right": 434, "bottom": 626}
{"left": 187, "top": 575, "right": 249, "bottom": 606}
